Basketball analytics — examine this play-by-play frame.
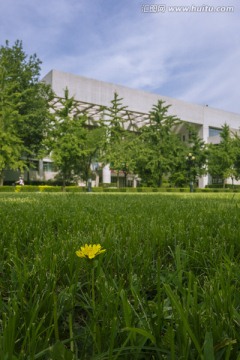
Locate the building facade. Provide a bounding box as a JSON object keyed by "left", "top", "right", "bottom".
{"left": 41, "top": 69, "right": 240, "bottom": 188}
{"left": 5, "top": 69, "right": 240, "bottom": 187}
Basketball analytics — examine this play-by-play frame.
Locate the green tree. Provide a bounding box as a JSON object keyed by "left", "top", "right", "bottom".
{"left": 0, "top": 40, "right": 53, "bottom": 183}
{"left": 109, "top": 132, "right": 137, "bottom": 187}
{"left": 48, "top": 89, "right": 103, "bottom": 188}
{"left": 75, "top": 125, "right": 105, "bottom": 184}
{"left": 0, "top": 65, "right": 25, "bottom": 185}
{"left": 0, "top": 41, "right": 53, "bottom": 152}
{"left": 170, "top": 125, "right": 208, "bottom": 189}
{"left": 136, "top": 100, "right": 183, "bottom": 187}
{"left": 233, "top": 133, "right": 240, "bottom": 182}
{"left": 101, "top": 92, "right": 136, "bottom": 187}
{"left": 103, "top": 92, "right": 128, "bottom": 145}
{"left": 48, "top": 89, "right": 87, "bottom": 188}
{"left": 208, "top": 124, "right": 235, "bottom": 187}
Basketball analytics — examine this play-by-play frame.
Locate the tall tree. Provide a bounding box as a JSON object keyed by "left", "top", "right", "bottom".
{"left": 170, "top": 125, "right": 208, "bottom": 188}
{"left": 207, "top": 124, "right": 235, "bottom": 187}
{"left": 136, "top": 100, "right": 183, "bottom": 187}
{"left": 101, "top": 92, "right": 136, "bottom": 187}
{"left": 0, "top": 40, "right": 53, "bottom": 183}
{"left": 48, "top": 89, "right": 104, "bottom": 188}
{"left": 75, "top": 125, "right": 105, "bottom": 184}
{"left": 0, "top": 65, "right": 25, "bottom": 185}
{"left": 103, "top": 92, "right": 128, "bottom": 145}
{"left": 108, "top": 131, "right": 137, "bottom": 187}
{"left": 233, "top": 132, "right": 240, "bottom": 181}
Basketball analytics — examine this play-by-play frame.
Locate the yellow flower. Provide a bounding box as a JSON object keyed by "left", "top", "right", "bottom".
{"left": 76, "top": 244, "right": 106, "bottom": 259}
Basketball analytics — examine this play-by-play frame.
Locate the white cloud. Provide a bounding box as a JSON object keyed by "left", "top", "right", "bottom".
{"left": 179, "top": 48, "right": 240, "bottom": 111}
{"left": 0, "top": 0, "right": 240, "bottom": 114}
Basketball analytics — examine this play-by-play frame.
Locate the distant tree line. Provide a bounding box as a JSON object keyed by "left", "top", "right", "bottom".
{"left": 1, "top": 40, "right": 240, "bottom": 188}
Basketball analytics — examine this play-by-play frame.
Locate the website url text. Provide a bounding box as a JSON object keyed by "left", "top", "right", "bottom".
{"left": 141, "top": 4, "right": 235, "bottom": 13}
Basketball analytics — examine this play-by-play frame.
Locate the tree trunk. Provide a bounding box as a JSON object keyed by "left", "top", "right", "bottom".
{"left": 157, "top": 174, "right": 162, "bottom": 187}
{"left": 117, "top": 172, "right": 120, "bottom": 188}
{"left": 62, "top": 176, "right": 66, "bottom": 191}
{"left": 26, "top": 158, "right": 31, "bottom": 184}
{"left": 0, "top": 171, "right": 4, "bottom": 186}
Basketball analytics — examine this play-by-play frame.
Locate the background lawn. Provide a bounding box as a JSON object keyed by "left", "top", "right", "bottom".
{"left": 1, "top": 193, "right": 240, "bottom": 359}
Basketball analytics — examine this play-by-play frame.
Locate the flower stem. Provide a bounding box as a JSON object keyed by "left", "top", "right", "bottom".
{"left": 92, "top": 267, "right": 95, "bottom": 311}
{"left": 91, "top": 266, "right": 97, "bottom": 355}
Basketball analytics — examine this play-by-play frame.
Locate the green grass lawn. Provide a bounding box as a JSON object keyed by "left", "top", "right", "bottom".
{"left": 1, "top": 193, "right": 240, "bottom": 359}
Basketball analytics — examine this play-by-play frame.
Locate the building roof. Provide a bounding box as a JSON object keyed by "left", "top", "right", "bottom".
{"left": 42, "top": 69, "right": 240, "bottom": 131}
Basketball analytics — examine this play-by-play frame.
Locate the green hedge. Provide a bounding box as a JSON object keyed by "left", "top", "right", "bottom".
{"left": 38, "top": 186, "right": 62, "bottom": 192}
{"left": 1, "top": 185, "right": 240, "bottom": 193}
{"left": 92, "top": 187, "right": 104, "bottom": 192}
{"left": 15, "top": 185, "right": 39, "bottom": 192}
{"left": 0, "top": 186, "right": 15, "bottom": 192}
{"left": 65, "top": 186, "right": 86, "bottom": 193}
{"left": 206, "top": 184, "right": 240, "bottom": 189}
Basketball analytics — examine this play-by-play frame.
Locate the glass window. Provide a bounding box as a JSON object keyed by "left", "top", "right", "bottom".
{"left": 209, "top": 127, "right": 221, "bottom": 137}
{"left": 43, "top": 162, "right": 58, "bottom": 172}
{"left": 212, "top": 177, "right": 223, "bottom": 184}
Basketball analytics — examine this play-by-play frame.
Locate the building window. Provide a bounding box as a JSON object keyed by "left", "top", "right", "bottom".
{"left": 43, "top": 162, "right": 58, "bottom": 172}
{"left": 188, "top": 131, "right": 193, "bottom": 140}
{"left": 212, "top": 177, "right": 223, "bottom": 184}
{"left": 127, "top": 180, "right": 133, "bottom": 187}
{"left": 209, "top": 127, "right": 221, "bottom": 137}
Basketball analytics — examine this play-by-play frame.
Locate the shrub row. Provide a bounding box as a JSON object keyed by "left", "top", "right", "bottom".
{"left": 1, "top": 185, "right": 240, "bottom": 193}
{"left": 206, "top": 184, "right": 240, "bottom": 189}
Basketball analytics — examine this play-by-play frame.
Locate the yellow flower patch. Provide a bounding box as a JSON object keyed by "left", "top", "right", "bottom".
{"left": 76, "top": 244, "right": 106, "bottom": 259}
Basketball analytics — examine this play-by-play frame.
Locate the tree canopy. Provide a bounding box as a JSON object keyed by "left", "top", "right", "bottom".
{"left": 0, "top": 40, "right": 53, "bottom": 184}
{"left": 47, "top": 88, "right": 104, "bottom": 188}
{"left": 100, "top": 92, "right": 137, "bottom": 186}
{"left": 207, "top": 124, "right": 236, "bottom": 186}
{"left": 135, "top": 100, "right": 183, "bottom": 187}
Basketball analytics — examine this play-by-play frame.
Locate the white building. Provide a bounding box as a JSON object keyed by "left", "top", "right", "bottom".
{"left": 6, "top": 69, "right": 240, "bottom": 187}
{"left": 41, "top": 69, "right": 240, "bottom": 188}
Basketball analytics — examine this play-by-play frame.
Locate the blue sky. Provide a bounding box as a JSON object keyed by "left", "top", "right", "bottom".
{"left": 0, "top": 0, "right": 239, "bottom": 114}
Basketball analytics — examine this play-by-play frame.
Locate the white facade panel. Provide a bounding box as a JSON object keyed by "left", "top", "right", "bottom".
{"left": 43, "top": 69, "right": 240, "bottom": 134}
{"left": 41, "top": 69, "right": 240, "bottom": 188}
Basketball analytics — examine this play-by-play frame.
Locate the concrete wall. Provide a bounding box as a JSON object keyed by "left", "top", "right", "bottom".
{"left": 42, "top": 69, "right": 240, "bottom": 135}
{"left": 41, "top": 69, "right": 240, "bottom": 188}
